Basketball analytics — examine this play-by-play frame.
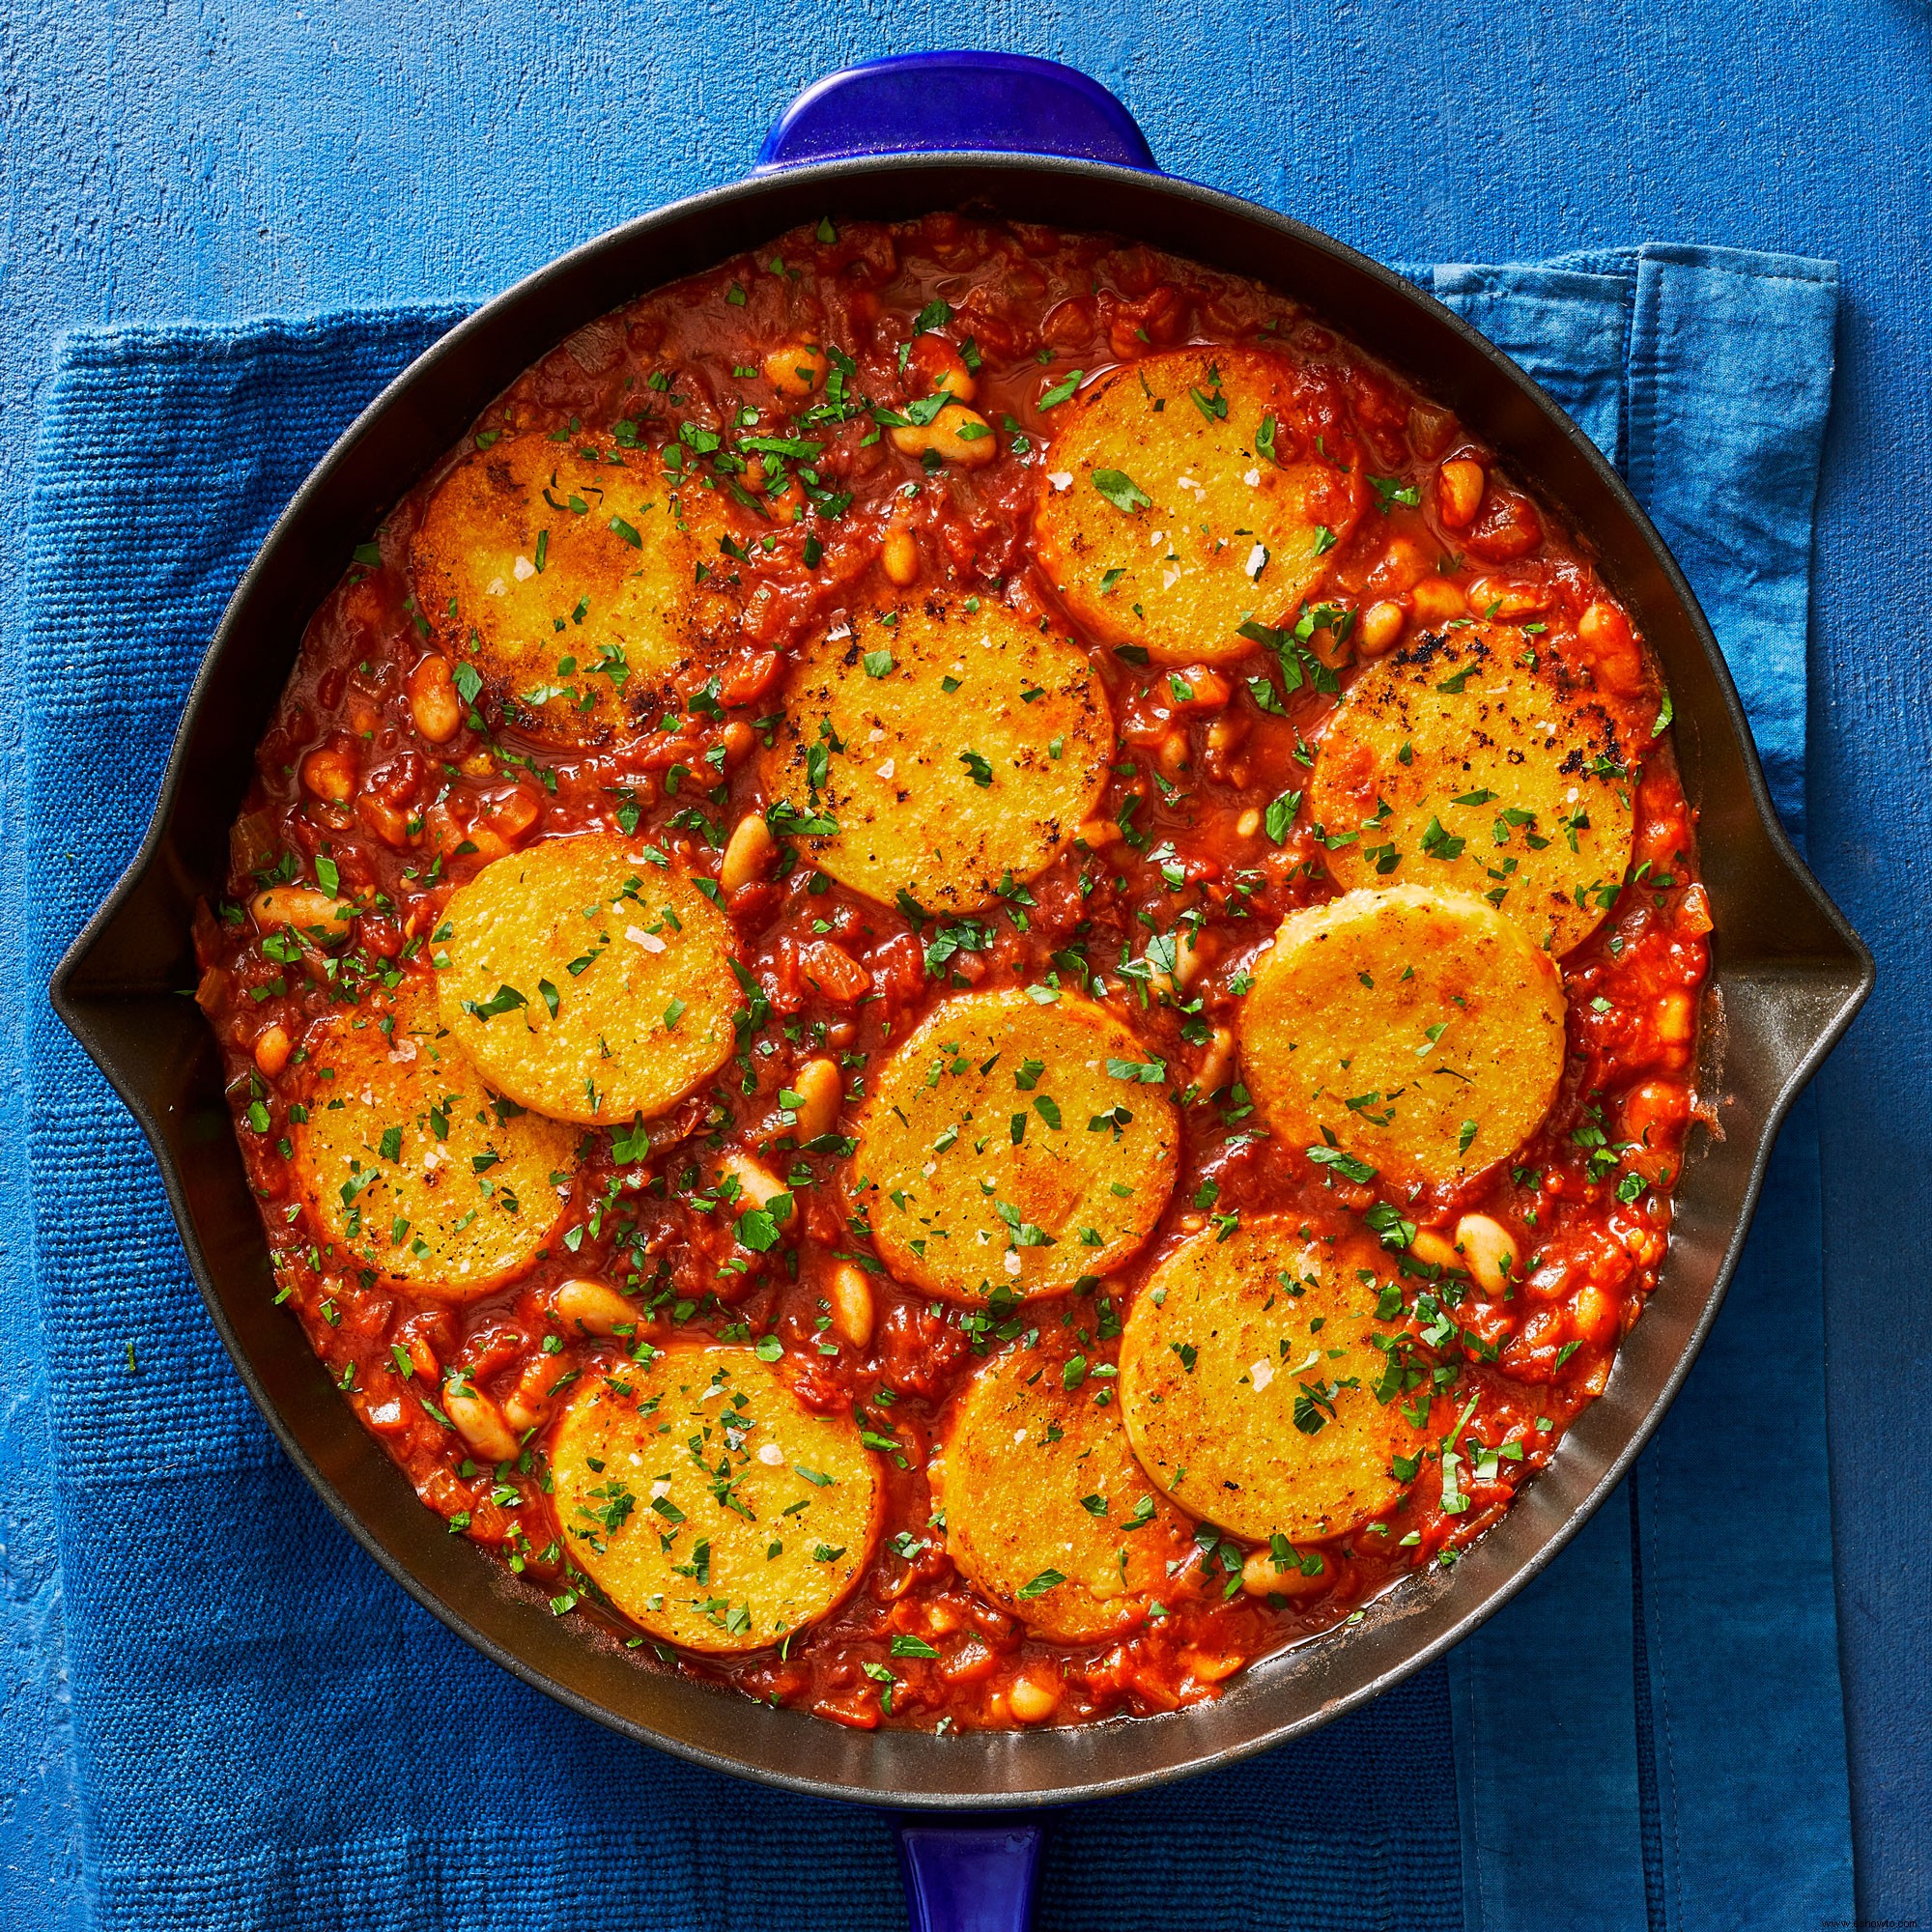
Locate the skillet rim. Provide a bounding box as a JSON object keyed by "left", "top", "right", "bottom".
{"left": 49, "top": 151, "right": 1874, "bottom": 1807}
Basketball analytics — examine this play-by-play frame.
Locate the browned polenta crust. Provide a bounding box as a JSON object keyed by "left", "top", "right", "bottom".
{"left": 1238, "top": 885, "right": 1566, "bottom": 1190}
{"left": 760, "top": 597, "right": 1113, "bottom": 914}
{"left": 292, "top": 976, "right": 580, "bottom": 1298}
{"left": 936, "top": 1337, "right": 1195, "bottom": 1640}
{"left": 1308, "top": 623, "right": 1636, "bottom": 954}
{"left": 1036, "top": 346, "right": 1363, "bottom": 663}
{"left": 552, "top": 1345, "right": 881, "bottom": 1652}
{"left": 410, "top": 434, "right": 744, "bottom": 744}
{"left": 1119, "top": 1219, "right": 1425, "bottom": 1543}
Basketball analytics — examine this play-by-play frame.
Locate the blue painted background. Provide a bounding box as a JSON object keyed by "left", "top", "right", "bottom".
{"left": 3, "top": 4, "right": 1927, "bottom": 1924}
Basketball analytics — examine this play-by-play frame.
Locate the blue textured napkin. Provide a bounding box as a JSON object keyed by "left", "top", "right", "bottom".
{"left": 1416, "top": 248, "right": 1853, "bottom": 1932}
{"left": 8, "top": 247, "right": 1846, "bottom": 1931}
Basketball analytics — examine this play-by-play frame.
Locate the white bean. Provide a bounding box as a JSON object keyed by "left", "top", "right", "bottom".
{"left": 790, "top": 1057, "right": 843, "bottom": 1141}
{"left": 442, "top": 1377, "right": 520, "bottom": 1463}
{"left": 722, "top": 1150, "right": 786, "bottom": 1209}
{"left": 719, "top": 812, "right": 777, "bottom": 894}
{"left": 1454, "top": 1212, "right": 1520, "bottom": 1294}
{"left": 1165, "top": 926, "right": 1209, "bottom": 994}
{"left": 1358, "top": 601, "right": 1406, "bottom": 656}
{"left": 882, "top": 527, "right": 920, "bottom": 586}
{"left": 763, "top": 341, "right": 828, "bottom": 397}
{"left": 1007, "top": 1668, "right": 1062, "bottom": 1723}
{"left": 828, "top": 1261, "right": 874, "bottom": 1350}
{"left": 1241, "top": 1544, "right": 1329, "bottom": 1599}
{"left": 1194, "top": 1026, "right": 1236, "bottom": 1099}
{"left": 554, "top": 1276, "right": 640, "bottom": 1337}
{"left": 250, "top": 886, "right": 354, "bottom": 948}
{"left": 889, "top": 403, "right": 997, "bottom": 469}
{"left": 1407, "top": 1227, "right": 1463, "bottom": 1272}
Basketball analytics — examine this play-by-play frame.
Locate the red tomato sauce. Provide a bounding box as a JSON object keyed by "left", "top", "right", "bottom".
{"left": 193, "top": 212, "right": 1710, "bottom": 1731}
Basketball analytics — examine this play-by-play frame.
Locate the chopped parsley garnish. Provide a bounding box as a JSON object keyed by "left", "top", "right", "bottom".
{"left": 1092, "top": 468, "right": 1153, "bottom": 514}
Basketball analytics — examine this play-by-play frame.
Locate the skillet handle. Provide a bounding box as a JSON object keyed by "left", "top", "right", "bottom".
{"left": 895, "top": 1820, "right": 1043, "bottom": 1932}
{"left": 757, "top": 52, "right": 1158, "bottom": 173}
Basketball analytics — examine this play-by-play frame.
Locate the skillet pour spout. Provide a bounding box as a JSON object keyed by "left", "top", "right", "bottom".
{"left": 49, "top": 58, "right": 1871, "bottom": 1815}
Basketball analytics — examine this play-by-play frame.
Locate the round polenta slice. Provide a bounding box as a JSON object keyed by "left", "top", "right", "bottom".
{"left": 1308, "top": 623, "right": 1636, "bottom": 954}
{"left": 1035, "top": 346, "right": 1363, "bottom": 664}
{"left": 759, "top": 599, "right": 1113, "bottom": 914}
{"left": 1119, "top": 1219, "right": 1423, "bottom": 1543}
{"left": 857, "top": 986, "right": 1179, "bottom": 1301}
{"left": 935, "top": 1341, "right": 1194, "bottom": 1640}
{"left": 292, "top": 977, "right": 579, "bottom": 1297}
{"left": 410, "top": 433, "right": 743, "bottom": 743}
{"left": 551, "top": 1344, "right": 882, "bottom": 1653}
{"left": 1238, "top": 885, "right": 1565, "bottom": 1191}
{"left": 436, "top": 835, "right": 740, "bottom": 1128}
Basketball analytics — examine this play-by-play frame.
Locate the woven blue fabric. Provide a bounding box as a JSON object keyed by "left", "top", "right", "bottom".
{"left": 1417, "top": 251, "right": 1853, "bottom": 1931}
{"left": 9, "top": 248, "right": 1845, "bottom": 1930}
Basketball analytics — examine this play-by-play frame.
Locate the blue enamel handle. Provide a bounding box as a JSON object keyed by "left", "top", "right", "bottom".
{"left": 758, "top": 52, "right": 1157, "bottom": 172}
{"left": 769, "top": 51, "right": 1094, "bottom": 1932}
{"left": 896, "top": 1820, "right": 1044, "bottom": 1932}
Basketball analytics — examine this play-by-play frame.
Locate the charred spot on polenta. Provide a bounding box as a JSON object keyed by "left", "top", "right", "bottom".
{"left": 1308, "top": 623, "right": 1638, "bottom": 954}
{"left": 410, "top": 435, "right": 748, "bottom": 745}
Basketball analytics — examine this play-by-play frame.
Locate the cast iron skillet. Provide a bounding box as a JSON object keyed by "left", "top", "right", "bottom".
{"left": 49, "top": 51, "right": 1872, "bottom": 1930}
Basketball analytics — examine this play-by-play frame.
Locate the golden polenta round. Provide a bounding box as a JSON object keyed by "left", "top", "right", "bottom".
{"left": 1238, "top": 885, "right": 1566, "bottom": 1191}
{"left": 410, "top": 434, "right": 744, "bottom": 744}
{"left": 1308, "top": 623, "right": 1636, "bottom": 954}
{"left": 1119, "top": 1219, "right": 1424, "bottom": 1543}
{"left": 1035, "top": 346, "right": 1363, "bottom": 665}
{"left": 551, "top": 1345, "right": 882, "bottom": 1653}
{"left": 857, "top": 986, "right": 1179, "bottom": 1302}
{"left": 291, "top": 977, "right": 579, "bottom": 1297}
{"left": 759, "top": 599, "right": 1113, "bottom": 914}
{"left": 936, "top": 1339, "right": 1194, "bottom": 1639}
{"left": 436, "top": 835, "right": 740, "bottom": 1128}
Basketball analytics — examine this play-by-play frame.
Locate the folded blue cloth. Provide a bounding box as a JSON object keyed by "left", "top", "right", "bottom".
{"left": 1416, "top": 249, "right": 1853, "bottom": 1932}
{"left": 6, "top": 247, "right": 1847, "bottom": 1930}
